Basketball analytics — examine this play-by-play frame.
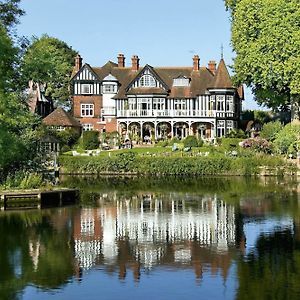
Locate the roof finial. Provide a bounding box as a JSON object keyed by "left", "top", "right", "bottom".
{"left": 221, "top": 43, "right": 224, "bottom": 60}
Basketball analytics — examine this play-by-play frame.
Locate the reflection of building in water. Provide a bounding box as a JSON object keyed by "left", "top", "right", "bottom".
{"left": 73, "top": 208, "right": 103, "bottom": 270}
{"left": 73, "top": 194, "right": 238, "bottom": 280}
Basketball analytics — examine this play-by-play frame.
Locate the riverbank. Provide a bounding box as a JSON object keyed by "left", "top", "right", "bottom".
{"left": 59, "top": 153, "right": 297, "bottom": 176}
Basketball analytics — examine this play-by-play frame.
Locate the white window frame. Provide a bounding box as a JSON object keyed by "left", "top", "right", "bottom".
{"left": 174, "top": 99, "right": 187, "bottom": 110}
{"left": 81, "top": 104, "right": 94, "bottom": 117}
{"left": 81, "top": 84, "right": 92, "bottom": 95}
{"left": 139, "top": 75, "right": 156, "bottom": 87}
{"left": 173, "top": 77, "right": 190, "bottom": 87}
{"left": 153, "top": 98, "right": 165, "bottom": 110}
{"left": 226, "top": 96, "right": 234, "bottom": 112}
{"left": 82, "top": 124, "right": 94, "bottom": 131}
{"left": 217, "top": 120, "right": 226, "bottom": 137}
{"left": 102, "top": 84, "right": 116, "bottom": 93}
{"left": 216, "top": 95, "right": 225, "bottom": 111}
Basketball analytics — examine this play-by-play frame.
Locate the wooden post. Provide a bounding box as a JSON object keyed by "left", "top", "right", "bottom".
{"left": 0, "top": 194, "right": 5, "bottom": 211}
{"left": 59, "top": 192, "right": 63, "bottom": 206}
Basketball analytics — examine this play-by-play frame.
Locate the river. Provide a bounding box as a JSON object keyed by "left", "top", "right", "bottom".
{"left": 0, "top": 176, "right": 299, "bottom": 300}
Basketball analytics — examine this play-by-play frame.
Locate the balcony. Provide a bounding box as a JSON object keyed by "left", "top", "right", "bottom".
{"left": 101, "top": 107, "right": 116, "bottom": 116}
{"left": 117, "top": 109, "right": 235, "bottom": 118}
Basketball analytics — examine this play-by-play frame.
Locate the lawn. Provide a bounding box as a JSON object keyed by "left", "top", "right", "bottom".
{"left": 64, "top": 145, "right": 214, "bottom": 158}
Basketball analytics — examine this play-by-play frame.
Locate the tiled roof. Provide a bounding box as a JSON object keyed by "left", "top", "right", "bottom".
{"left": 127, "top": 87, "right": 168, "bottom": 95}
{"left": 73, "top": 59, "right": 238, "bottom": 99}
{"left": 212, "top": 59, "right": 233, "bottom": 89}
{"left": 42, "top": 107, "right": 81, "bottom": 127}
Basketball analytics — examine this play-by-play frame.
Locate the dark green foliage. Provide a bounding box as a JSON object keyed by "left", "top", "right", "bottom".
{"left": 56, "top": 128, "right": 80, "bottom": 148}
{"left": 82, "top": 131, "right": 100, "bottom": 150}
{"left": 169, "top": 137, "right": 180, "bottom": 145}
{"left": 183, "top": 135, "right": 203, "bottom": 148}
{"left": 0, "top": 0, "right": 24, "bottom": 31}
{"left": 226, "top": 129, "right": 247, "bottom": 138}
{"left": 60, "top": 154, "right": 294, "bottom": 176}
{"left": 21, "top": 35, "right": 77, "bottom": 108}
{"left": 0, "top": 23, "right": 18, "bottom": 91}
{"left": 60, "top": 145, "right": 70, "bottom": 153}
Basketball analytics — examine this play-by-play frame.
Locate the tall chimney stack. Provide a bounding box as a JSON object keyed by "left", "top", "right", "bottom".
{"left": 75, "top": 54, "right": 82, "bottom": 73}
{"left": 208, "top": 60, "right": 217, "bottom": 74}
{"left": 118, "top": 53, "right": 125, "bottom": 68}
{"left": 193, "top": 55, "right": 200, "bottom": 71}
{"left": 131, "top": 55, "right": 140, "bottom": 71}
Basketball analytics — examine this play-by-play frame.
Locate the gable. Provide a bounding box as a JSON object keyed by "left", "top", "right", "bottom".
{"left": 72, "top": 64, "right": 99, "bottom": 81}
{"left": 126, "top": 65, "right": 169, "bottom": 92}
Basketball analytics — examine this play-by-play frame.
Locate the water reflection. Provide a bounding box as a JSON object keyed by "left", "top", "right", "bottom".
{"left": 1, "top": 176, "right": 300, "bottom": 300}
{"left": 73, "top": 194, "right": 239, "bottom": 282}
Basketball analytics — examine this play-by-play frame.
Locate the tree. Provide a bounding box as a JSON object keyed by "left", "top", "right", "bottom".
{"left": 0, "top": 23, "right": 18, "bottom": 91}
{"left": 0, "top": 90, "right": 40, "bottom": 180}
{"left": 225, "top": 0, "right": 300, "bottom": 116}
{"left": 0, "top": 0, "right": 24, "bottom": 32}
{"left": 21, "top": 35, "right": 77, "bottom": 108}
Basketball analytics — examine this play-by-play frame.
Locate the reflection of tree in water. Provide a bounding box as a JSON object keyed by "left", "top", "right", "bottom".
{"left": 236, "top": 228, "right": 300, "bottom": 300}
{"left": 0, "top": 210, "right": 75, "bottom": 300}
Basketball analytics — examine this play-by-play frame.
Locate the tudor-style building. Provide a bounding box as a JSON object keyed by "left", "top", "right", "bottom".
{"left": 71, "top": 54, "right": 244, "bottom": 141}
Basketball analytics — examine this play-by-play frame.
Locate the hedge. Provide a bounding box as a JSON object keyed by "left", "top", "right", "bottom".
{"left": 59, "top": 153, "right": 296, "bottom": 176}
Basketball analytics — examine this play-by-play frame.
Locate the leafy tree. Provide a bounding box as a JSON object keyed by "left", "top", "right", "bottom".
{"left": 21, "top": 35, "right": 77, "bottom": 108}
{"left": 82, "top": 131, "right": 100, "bottom": 150}
{"left": 0, "top": 91, "right": 40, "bottom": 180}
{"left": 225, "top": 0, "right": 300, "bottom": 115}
{"left": 273, "top": 123, "right": 300, "bottom": 155}
{"left": 260, "top": 120, "right": 283, "bottom": 141}
{"left": 0, "top": 23, "right": 18, "bottom": 91}
{"left": 0, "top": 0, "right": 24, "bottom": 31}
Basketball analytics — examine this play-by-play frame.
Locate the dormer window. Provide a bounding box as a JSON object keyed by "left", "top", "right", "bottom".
{"left": 102, "top": 74, "right": 118, "bottom": 94}
{"left": 139, "top": 75, "right": 156, "bottom": 87}
{"left": 81, "top": 84, "right": 92, "bottom": 94}
{"left": 103, "top": 84, "right": 116, "bottom": 93}
{"left": 173, "top": 76, "right": 190, "bottom": 87}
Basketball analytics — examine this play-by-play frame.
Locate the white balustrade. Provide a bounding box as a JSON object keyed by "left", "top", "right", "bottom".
{"left": 116, "top": 109, "right": 234, "bottom": 118}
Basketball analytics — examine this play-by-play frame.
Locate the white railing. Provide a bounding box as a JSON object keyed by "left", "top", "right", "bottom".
{"left": 101, "top": 107, "right": 116, "bottom": 115}
{"left": 117, "top": 109, "right": 235, "bottom": 118}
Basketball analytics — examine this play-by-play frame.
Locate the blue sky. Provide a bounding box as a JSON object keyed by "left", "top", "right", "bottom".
{"left": 17, "top": 0, "right": 260, "bottom": 109}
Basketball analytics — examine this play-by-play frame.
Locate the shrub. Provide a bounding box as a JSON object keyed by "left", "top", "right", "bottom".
{"left": 169, "top": 137, "right": 180, "bottom": 145}
{"left": 82, "top": 131, "right": 100, "bottom": 150}
{"left": 241, "top": 138, "right": 273, "bottom": 153}
{"left": 273, "top": 123, "right": 300, "bottom": 155}
{"left": 3, "top": 171, "right": 44, "bottom": 189}
{"left": 56, "top": 128, "right": 80, "bottom": 147}
{"left": 183, "top": 135, "right": 203, "bottom": 148}
{"left": 60, "top": 145, "right": 70, "bottom": 153}
{"left": 260, "top": 120, "right": 283, "bottom": 141}
{"left": 59, "top": 153, "right": 294, "bottom": 176}
{"left": 226, "top": 129, "right": 247, "bottom": 138}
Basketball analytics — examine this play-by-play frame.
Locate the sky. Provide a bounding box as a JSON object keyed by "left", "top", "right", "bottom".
{"left": 17, "top": 0, "right": 261, "bottom": 110}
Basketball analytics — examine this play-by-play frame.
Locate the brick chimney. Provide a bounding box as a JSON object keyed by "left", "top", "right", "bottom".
{"left": 193, "top": 55, "right": 200, "bottom": 71}
{"left": 117, "top": 53, "right": 125, "bottom": 68}
{"left": 131, "top": 55, "right": 139, "bottom": 71}
{"left": 75, "top": 54, "right": 82, "bottom": 72}
{"left": 208, "top": 60, "right": 217, "bottom": 74}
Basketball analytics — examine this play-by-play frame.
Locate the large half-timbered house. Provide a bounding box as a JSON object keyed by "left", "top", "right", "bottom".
{"left": 71, "top": 54, "right": 244, "bottom": 141}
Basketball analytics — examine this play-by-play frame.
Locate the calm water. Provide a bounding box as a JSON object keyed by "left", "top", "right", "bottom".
{"left": 1, "top": 176, "right": 300, "bottom": 300}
